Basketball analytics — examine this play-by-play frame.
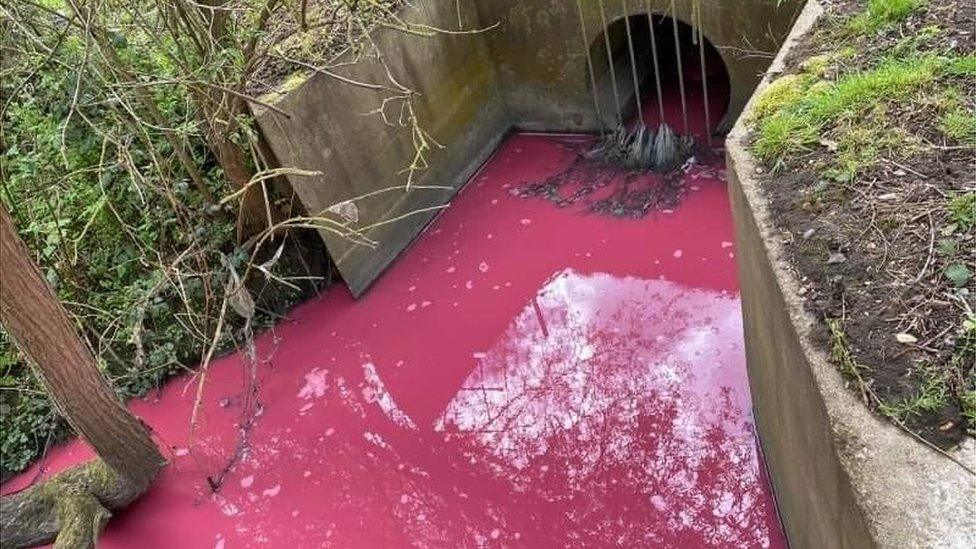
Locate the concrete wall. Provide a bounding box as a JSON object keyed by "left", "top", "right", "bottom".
{"left": 256, "top": 0, "right": 806, "bottom": 296}
{"left": 727, "top": 2, "right": 976, "bottom": 547}
{"left": 473, "top": 0, "right": 806, "bottom": 133}
{"left": 253, "top": 0, "right": 509, "bottom": 296}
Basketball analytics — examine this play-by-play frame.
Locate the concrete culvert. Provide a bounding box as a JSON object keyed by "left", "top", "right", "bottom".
{"left": 586, "top": 11, "right": 731, "bottom": 139}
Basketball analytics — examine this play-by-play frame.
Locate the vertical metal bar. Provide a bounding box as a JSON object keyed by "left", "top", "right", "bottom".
{"left": 576, "top": 0, "right": 606, "bottom": 135}
{"left": 696, "top": 0, "right": 712, "bottom": 143}
{"left": 621, "top": 0, "right": 644, "bottom": 123}
{"left": 598, "top": 0, "right": 623, "bottom": 127}
{"left": 670, "top": 0, "right": 689, "bottom": 134}
{"left": 645, "top": 0, "right": 665, "bottom": 124}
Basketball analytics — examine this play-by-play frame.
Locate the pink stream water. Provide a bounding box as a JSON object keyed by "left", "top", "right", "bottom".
{"left": 5, "top": 80, "right": 786, "bottom": 547}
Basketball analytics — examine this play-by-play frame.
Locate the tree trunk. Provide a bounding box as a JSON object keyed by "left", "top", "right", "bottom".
{"left": 212, "top": 133, "right": 269, "bottom": 241}
{"left": 0, "top": 205, "right": 166, "bottom": 548}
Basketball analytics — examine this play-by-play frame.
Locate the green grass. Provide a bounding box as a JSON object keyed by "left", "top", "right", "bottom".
{"left": 962, "top": 391, "right": 976, "bottom": 432}
{"left": 849, "top": 0, "right": 927, "bottom": 34}
{"left": 948, "top": 191, "right": 976, "bottom": 231}
{"left": 940, "top": 109, "right": 976, "bottom": 144}
{"left": 878, "top": 363, "right": 951, "bottom": 420}
{"left": 945, "top": 54, "right": 976, "bottom": 77}
{"left": 753, "top": 0, "right": 975, "bottom": 441}
{"left": 827, "top": 319, "right": 869, "bottom": 386}
{"left": 826, "top": 114, "right": 908, "bottom": 181}
{"left": 753, "top": 55, "right": 947, "bottom": 163}
{"left": 751, "top": 54, "right": 976, "bottom": 167}
{"left": 953, "top": 315, "right": 976, "bottom": 432}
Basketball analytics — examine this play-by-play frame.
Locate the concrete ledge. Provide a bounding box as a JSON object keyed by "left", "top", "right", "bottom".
{"left": 255, "top": 0, "right": 807, "bottom": 296}
{"left": 726, "top": 2, "right": 976, "bottom": 547}
{"left": 253, "top": 0, "right": 509, "bottom": 296}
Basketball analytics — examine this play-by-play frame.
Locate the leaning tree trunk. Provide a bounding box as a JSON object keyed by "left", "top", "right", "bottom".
{"left": 0, "top": 205, "right": 166, "bottom": 548}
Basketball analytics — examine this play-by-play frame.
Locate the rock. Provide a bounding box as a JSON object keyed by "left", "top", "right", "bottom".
{"left": 895, "top": 333, "right": 918, "bottom": 344}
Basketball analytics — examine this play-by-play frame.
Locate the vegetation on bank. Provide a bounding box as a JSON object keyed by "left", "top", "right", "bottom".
{"left": 749, "top": 0, "right": 976, "bottom": 443}
{"left": 0, "top": 0, "right": 407, "bottom": 475}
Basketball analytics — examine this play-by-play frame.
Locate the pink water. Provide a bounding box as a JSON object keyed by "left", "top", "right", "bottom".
{"left": 3, "top": 131, "right": 785, "bottom": 548}
{"left": 4, "top": 55, "right": 786, "bottom": 547}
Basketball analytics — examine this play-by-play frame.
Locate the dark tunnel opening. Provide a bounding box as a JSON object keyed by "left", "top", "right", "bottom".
{"left": 588, "top": 12, "right": 731, "bottom": 138}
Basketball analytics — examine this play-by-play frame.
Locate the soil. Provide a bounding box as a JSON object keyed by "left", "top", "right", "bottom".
{"left": 752, "top": 0, "right": 976, "bottom": 447}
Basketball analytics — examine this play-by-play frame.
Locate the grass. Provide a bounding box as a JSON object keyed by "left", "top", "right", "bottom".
{"left": 753, "top": 55, "right": 945, "bottom": 163}
{"left": 827, "top": 318, "right": 870, "bottom": 392}
{"left": 831, "top": 317, "right": 952, "bottom": 424}
{"left": 962, "top": 391, "right": 976, "bottom": 432}
{"left": 752, "top": 53, "right": 972, "bottom": 167}
{"left": 940, "top": 109, "right": 976, "bottom": 144}
{"left": 751, "top": 0, "right": 975, "bottom": 446}
{"left": 954, "top": 314, "right": 976, "bottom": 432}
{"left": 848, "top": 0, "right": 927, "bottom": 34}
{"left": 827, "top": 113, "right": 905, "bottom": 181}
{"left": 878, "top": 363, "right": 951, "bottom": 421}
{"left": 948, "top": 191, "right": 976, "bottom": 231}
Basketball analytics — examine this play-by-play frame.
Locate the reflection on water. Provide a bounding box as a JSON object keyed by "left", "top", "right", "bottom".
{"left": 4, "top": 132, "right": 784, "bottom": 548}
{"left": 211, "top": 269, "right": 781, "bottom": 547}
{"left": 435, "top": 269, "right": 778, "bottom": 547}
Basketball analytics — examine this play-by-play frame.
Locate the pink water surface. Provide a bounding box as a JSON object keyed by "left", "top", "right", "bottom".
{"left": 3, "top": 130, "right": 786, "bottom": 548}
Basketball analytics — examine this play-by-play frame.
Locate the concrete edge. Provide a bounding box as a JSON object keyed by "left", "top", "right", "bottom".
{"left": 251, "top": 0, "right": 509, "bottom": 297}
{"left": 726, "top": 1, "right": 976, "bottom": 547}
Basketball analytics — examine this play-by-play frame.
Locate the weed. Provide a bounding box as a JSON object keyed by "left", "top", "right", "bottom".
{"left": 878, "top": 363, "right": 950, "bottom": 420}
{"left": 889, "top": 24, "right": 941, "bottom": 56}
{"left": 948, "top": 192, "right": 976, "bottom": 231}
{"left": 826, "top": 112, "right": 905, "bottom": 181}
{"left": 945, "top": 54, "right": 976, "bottom": 77}
{"left": 849, "top": 0, "right": 926, "bottom": 34}
{"left": 750, "top": 55, "right": 961, "bottom": 164}
{"left": 953, "top": 314, "right": 976, "bottom": 431}
{"left": 962, "top": 391, "right": 976, "bottom": 432}
{"left": 940, "top": 109, "right": 976, "bottom": 144}
{"left": 751, "top": 74, "right": 816, "bottom": 122}
{"left": 827, "top": 319, "right": 870, "bottom": 398}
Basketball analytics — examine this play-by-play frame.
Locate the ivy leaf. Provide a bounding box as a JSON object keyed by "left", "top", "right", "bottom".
{"left": 944, "top": 263, "right": 971, "bottom": 287}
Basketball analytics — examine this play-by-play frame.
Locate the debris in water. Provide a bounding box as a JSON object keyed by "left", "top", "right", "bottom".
{"left": 513, "top": 141, "right": 689, "bottom": 219}
{"left": 585, "top": 123, "right": 695, "bottom": 173}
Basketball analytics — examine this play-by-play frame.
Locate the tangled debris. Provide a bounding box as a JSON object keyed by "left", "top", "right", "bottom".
{"left": 514, "top": 139, "right": 720, "bottom": 219}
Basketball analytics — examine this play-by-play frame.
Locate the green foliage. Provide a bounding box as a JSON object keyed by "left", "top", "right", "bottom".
{"left": 0, "top": 2, "right": 236, "bottom": 475}
{"left": 948, "top": 192, "right": 976, "bottom": 231}
{"left": 751, "top": 54, "right": 966, "bottom": 164}
{"left": 1, "top": 0, "right": 415, "bottom": 475}
{"left": 0, "top": 359, "right": 62, "bottom": 473}
{"left": 753, "top": 0, "right": 975, "bottom": 442}
{"left": 753, "top": 111, "right": 818, "bottom": 161}
{"left": 849, "top": 0, "right": 926, "bottom": 34}
{"left": 944, "top": 263, "right": 972, "bottom": 288}
{"left": 940, "top": 109, "right": 976, "bottom": 144}
{"left": 827, "top": 318, "right": 869, "bottom": 384}
{"left": 962, "top": 391, "right": 976, "bottom": 432}
{"left": 751, "top": 74, "right": 817, "bottom": 123}
{"left": 957, "top": 315, "right": 976, "bottom": 432}
{"left": 878, "top": 363, "right": 950, "bottom": 420}
{"left": 826, "top": 116, "right": 904, "bottom": 182}
{"left": 944, "top": 54, "right": 976, "bottom": 77}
